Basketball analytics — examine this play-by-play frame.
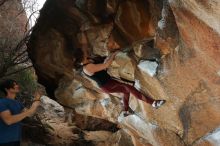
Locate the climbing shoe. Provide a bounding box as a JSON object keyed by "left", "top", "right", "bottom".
{"left": 152, "top": 100, "right": 166, "bottom": 109}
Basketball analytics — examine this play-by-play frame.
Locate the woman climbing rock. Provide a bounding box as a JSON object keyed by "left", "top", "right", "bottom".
{"left": 78, "top": 31, "right": 166, "bottom": 116}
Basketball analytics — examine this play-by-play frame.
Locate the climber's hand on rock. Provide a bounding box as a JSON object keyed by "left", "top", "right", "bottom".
{"left": 33, "top": 89, "right": 42, "bottom": 101}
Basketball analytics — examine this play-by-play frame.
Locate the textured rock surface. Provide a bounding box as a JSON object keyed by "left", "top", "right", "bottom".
{"left": 22, "top": 96, "right": 131, "bottom": 146}
{"left": 27, "top": 0, "right": 220, "bottom": 145}
{"left": 0, "top": 0, "right": 27, "bottom": 48}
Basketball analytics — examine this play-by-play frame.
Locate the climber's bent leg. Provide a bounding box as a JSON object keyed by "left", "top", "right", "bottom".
{"left": 123, "top": 84, "right": 154, "bottom": 104}
{"left": 101, "top": 79, "right": 130, "bottom": 111}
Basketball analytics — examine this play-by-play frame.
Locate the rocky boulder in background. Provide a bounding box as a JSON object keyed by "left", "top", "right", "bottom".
{"left": 22, "top": 96, "right": 132, "bottom": 146}
{"left": 0, "top": 0, "right": 27, "bottom": 48}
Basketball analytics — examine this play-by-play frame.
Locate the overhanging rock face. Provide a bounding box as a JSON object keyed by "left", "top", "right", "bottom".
{"left": 28, "top": 0, "right": 220, "bottom": 145}
{"left": 27, "top": 0, "right": 161, "bottom": 98}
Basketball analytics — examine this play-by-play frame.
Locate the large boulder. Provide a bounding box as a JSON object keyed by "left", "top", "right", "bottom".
{"left": 27, "top": 0, "right": 220, "bottom": 145}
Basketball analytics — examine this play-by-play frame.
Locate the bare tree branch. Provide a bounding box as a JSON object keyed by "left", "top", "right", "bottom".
{"left": 4, "top": 65, "right": 33, "bottom": 77}
{"left": 16, "top": 0, "right": 38, "bottom": 18}
{"left": 0, "top": 30, "right": 31, "bottom": 78}
{"left": 12, "top": 49, "right": 27, "bottom": 62}
{"left": 0, "top": 0, "right": 41, "bottom": 79}
{"left": 14, "top": 57, "right": 30, "bottom": 66}
{"left": 24, "top": 10, "right": 39, "bottom": 32}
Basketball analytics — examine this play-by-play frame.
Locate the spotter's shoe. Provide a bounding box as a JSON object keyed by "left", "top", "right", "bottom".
{"left": 152, "top": 100, "right": 166, "bottom": 109}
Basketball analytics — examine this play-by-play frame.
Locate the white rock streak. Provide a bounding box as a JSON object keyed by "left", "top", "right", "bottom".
{"left": 138, "top": 60, "right": 158, "bottom": 77}
{"left": 118, "top": 114, "right": 159, "bottom": 146}
{"left": 205, "top": 127, "right": 220, "bottom": 146}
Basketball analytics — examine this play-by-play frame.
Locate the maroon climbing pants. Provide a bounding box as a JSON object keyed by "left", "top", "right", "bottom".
{"left": 100, "top": 79, "right": 154, "bottom": 111}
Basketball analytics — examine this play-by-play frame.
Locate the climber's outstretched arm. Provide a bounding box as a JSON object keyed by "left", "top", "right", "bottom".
{"left": 85, "top": 51, "right": 118, "bottom": 74}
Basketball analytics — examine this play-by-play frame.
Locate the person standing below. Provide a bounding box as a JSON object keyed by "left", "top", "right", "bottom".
{"left": 0, "top": 79, "right": 41, "bottom": 146}
{"left": 79, "top": 32, "right": 166, "bottom": 116}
